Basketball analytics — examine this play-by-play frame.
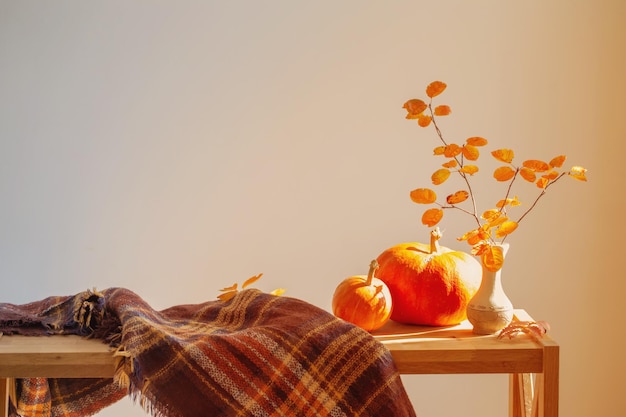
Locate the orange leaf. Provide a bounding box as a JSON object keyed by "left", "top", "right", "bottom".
{"left": 460, "top": 165, "right": 479, "bottom": 175}
{"left": 481, "top": 209, "right": 501, "bottom": 222}
{"left": 471, "top": 241, "right": 491, "bottom": 256}
{"left": 442, "top": 160, "right": 457, "bottom": 168}
{"left": 469, "top": 233, "right": 488, "bottom": 246}
{"left": 469, "top": 231, "right": 489, "bottom": 245}
{"left": 536, "top": 177, "right": 549, "bottom": 189}
{"left": 488, "top": 215, "right": 509, "bottom": 229}
{"left": 496, "top": 196, "right": 521, "bottom": 208}
{"left": 520, "top": 167, "right": 536, "bottom": 182}
{"left": 446, "top": 190, "right": 469, "bottom": 204}
{"left": 542, "top": 171, "right": 559, "bottom": 181}
{"left": 462, "top": 144, "right": 480, "bottom": 161}
{"left": 522, "top": 159, "right": 550, "bottom": 172}
{"left": 466, "top": 136, "right": 488, "bottom": 147}
{"left": 457, "top": 229, "right": 476, "bottom": 242}
{"left": 433, "top": 146, "right": 446, "bottom": 155}
{"left": 426, "top": 81, "right": 447, "bottom": 98}
{"left": 410, "top": 188, "right": 437, "bottom": 204}
{"left": 270, "top": 288, "right": 286, "bottom": 296}
{"left": 242, "top": 273, "right": 263, "bottom": 289}
{"left": 458, "top": 227, "right": 490, "bottom": 246}
{"left": 220, "top": 283, "right": 238, "bottom": 292}
{"left": 481, "top": 245, "right": 505, "bottom": 272}
{"left": 431, "top": 168, "right": 451, "bottom": 185}
{"left": 496, "top": 221, "right": 518, "bottom": 238}
{"left": 422, "top": 208, "right": 443, "bottom": 227}
{"left": 493, "top": 166, "right": 516, "bottom": 181}
{"left": 217, "top": 291, "right": 238, "bottom": 302}
{"left": 568, "top": 166, "right": 587, "bottom": 181}
{"left": 491, "top": 149, "right": 515, "bottom": 164}
{"left": 434, "top": 105, "right": 451, "bottom": 116}
{"left": 549, "top": 155, "right": 567, "bottom": 168}
{"left": 403, "top": 99, "right": 427, "bottom": 118}
{"left": 418, "top": 114, "right": 432, "bottom": 127}
{"left": 443, "top": 144, "right": 462, "bottom": 158}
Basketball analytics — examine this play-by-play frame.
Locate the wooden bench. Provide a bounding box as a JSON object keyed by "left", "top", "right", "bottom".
{"left": 0, "top": 334, "right": 115, "bottom": 416}
{"left": 0, "top": 309, "right": 558, "bottom": 417}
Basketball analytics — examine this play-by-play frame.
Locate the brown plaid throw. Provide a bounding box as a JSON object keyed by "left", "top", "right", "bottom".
{"left": 0, "top": 288, "right": 416, "bottom": 417}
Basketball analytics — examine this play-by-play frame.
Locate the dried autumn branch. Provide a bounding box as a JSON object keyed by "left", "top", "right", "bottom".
{"left": 404, "top": 81, "right": 588, "bottom": 270}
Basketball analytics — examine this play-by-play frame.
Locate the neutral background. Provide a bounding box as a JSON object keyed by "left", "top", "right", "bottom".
{"left": 1, "top": 1, "right": 623, "bottom": 416}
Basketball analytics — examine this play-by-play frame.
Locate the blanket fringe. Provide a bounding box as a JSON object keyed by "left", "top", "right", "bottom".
{"left": 113, "top": 345, "right": 132, "bottom": 389}
{"left": 114, "top": 346, "right": 174, "bottom": 417}
{"left": 126, "top": 384, "right": 173, "bottom": 417}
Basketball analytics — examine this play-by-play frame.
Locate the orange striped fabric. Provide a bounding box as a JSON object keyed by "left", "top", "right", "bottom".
{"left": 1, "top": 288, "right": 416, "bottom": 417}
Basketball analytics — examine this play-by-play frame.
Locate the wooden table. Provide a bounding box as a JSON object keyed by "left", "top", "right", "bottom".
{"left": 372, "top": 309, "right": 559, "bottom": 417}
{"left": 0, "top": 309, "right": 558, "bottom": 417}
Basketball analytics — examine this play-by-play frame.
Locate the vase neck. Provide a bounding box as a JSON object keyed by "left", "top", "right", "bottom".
{"left": 481, "top": 267, "right": 504, "bottom": 290}
{"left": 498, "top": 243, "right": 510, "bottom": 258}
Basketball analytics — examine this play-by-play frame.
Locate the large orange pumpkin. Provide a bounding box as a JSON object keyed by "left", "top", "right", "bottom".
{"left": 376, "top": 228, "right": 481, "bottom": 326}
{"left": 332, "top": 260, "right": 393, "bottom": 332}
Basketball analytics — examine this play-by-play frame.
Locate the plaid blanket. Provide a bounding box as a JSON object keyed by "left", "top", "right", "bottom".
{"left": 0, "top": 288, "right": 416, "bottom": 417}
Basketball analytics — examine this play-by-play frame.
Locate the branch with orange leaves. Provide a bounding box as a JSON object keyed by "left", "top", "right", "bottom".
{"left": 403, "top": 81, "right": 588, "bottom": 270}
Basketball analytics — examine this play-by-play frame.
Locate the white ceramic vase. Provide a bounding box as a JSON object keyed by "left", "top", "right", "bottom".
{"left": 466, "top": 243, "right": 513, "bottom": 335}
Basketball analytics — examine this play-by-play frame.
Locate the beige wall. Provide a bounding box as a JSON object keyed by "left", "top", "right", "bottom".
{"left": 1, "top": 1, "right": 623, "bottom": 416}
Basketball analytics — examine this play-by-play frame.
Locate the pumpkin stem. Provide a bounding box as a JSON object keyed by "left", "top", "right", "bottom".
{"left": 366, "top": 260, "right": 379, "bottom": 286}
{"left": 430, "top": 227, "right": 442, "bottom": 254}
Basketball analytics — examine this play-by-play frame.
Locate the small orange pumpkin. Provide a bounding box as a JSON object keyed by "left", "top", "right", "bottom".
{"left": 332, "top": 260, "right": 393, "bottom": 332}
{"left": 376, "top": 228, "right": 481, "bottom": 326}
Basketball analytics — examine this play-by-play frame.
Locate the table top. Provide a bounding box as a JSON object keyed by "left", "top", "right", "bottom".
{"left": 0, "top": 309, "right": 558, "bottom": 378}
{"left": 0, "top": 333, "right": 115, "bottom": 378}
{"left": 372, "top": 309, "right": 558, "bottom": 374}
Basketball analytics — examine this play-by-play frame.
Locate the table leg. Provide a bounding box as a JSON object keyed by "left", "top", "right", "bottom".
{"left": 509, "top": 373, "right": 533, "bottom": 417}
{"left": 0, "top": 378, "right": 8, "bottom": 417}
{"left": 534, "top": 342, "right": 559, "bottom": 417}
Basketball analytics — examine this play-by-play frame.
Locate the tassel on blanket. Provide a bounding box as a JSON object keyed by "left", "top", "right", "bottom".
{"left": 113, "top": 346, "right": 132, "bottom": 389}
{"left": 72, "top": 288, "right": 105, "bottom": 334}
